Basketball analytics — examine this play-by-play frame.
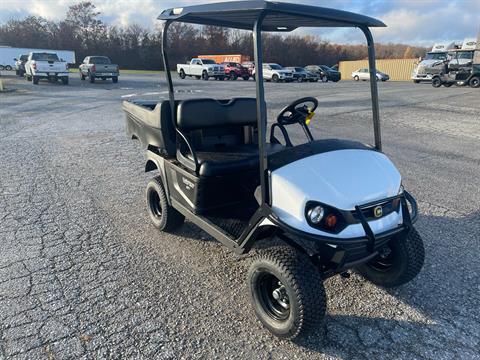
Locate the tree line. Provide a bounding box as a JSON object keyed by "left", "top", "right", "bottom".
{"left": 0, "top": 2, "right": 428, "bottom": 70}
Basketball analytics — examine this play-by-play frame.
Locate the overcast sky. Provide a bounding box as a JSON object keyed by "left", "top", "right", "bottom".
{"left": 1, "top": 0, "right": 479, "bottom": 45}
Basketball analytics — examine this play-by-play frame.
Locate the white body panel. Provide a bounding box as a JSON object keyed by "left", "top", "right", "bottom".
{"left": 270, "top": 149, "right": 402, "bottom": 238}
{"left": 25, "top": 52, "right": 69, "bottom": 78}
{"left": 461, "top": 38, "right": 477, "bottom": 50}
{"left": 0, "top": 47, "right": 75, "bottom": 67}
{"left": 431, "top": 42, "right": 455, "bottom": 52}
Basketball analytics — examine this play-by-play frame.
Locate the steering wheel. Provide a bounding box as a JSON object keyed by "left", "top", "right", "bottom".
{"left": 276, "top": 97, "right": 318, "bottom": 125}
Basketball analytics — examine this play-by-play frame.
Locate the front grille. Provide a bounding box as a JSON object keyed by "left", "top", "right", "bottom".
{"left": 416, "top": 66, "right": 427, "bottom": 75}
{"left": 352, "top": 198, "right": 400, "bottom": 222}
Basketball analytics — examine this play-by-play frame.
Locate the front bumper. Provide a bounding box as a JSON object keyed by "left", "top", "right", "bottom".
{"left": 274, "top": 191, "right": 418, "bottom": 274}
{"left": 412, "top": 73, "right": 433, "bottom": 81}
{"left": 207, "top": 70, "right": 225, "bottom": 76}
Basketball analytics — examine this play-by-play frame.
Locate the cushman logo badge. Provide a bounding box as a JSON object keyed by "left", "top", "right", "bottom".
{"left": 373, "top": 205, "right": 383, "bottom": 218}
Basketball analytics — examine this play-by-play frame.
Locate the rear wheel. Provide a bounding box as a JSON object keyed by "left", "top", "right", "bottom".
{"left": 179, "top": 69, "right": 186, "bottom": 79}
{"left": 112, "top": 76, "right": 118, "bottom": 83}
{"left": 5, "top": 65, "right": 12, "bottom": 71}
{"left": 146, "top": 177, "right": 185, "bottom": 232}
{"left": 202, "top": 71, "right": 209, "bottom": 81}
{"left": 272, "top": 74, "right": 279, "bottom": 83}
{"left": 357, "top": 228, "right": 425, "bottom": 288}
{"left": 248, "top": 245, "right": 326, "bottom": 339}
{"left": 469, "top": 76, "right": 480, "bottom": 88}
{"left": 431, "top": 77, "right": 442, "bottom": 88}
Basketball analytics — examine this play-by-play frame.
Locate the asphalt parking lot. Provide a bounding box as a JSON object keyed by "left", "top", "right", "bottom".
{"left": 1, "top": 72, "right": 479, "bottom": 359}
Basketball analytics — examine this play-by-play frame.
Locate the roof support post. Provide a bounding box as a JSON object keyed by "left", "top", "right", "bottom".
{"left": 361, "top": 26, "right": 382, "bottom": 151}
{"left": 253, "top": 12, "right": 268, "bottom": 205}
{"left": 161, "top": 20, "right": 177, "bottom": 130}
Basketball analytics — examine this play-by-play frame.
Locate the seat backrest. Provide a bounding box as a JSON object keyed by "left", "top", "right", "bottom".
{"left": 176, "top": 98, "right": 257, "bottom": 149}
{"left": 176, "top": 98, "right": 257, "bottom": 131}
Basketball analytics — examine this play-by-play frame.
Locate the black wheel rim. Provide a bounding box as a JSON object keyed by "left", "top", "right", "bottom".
{"left": 368, "top": 246, "right": 394, "bottom": 272}
{"left": 148, "top": 189, "right": 162, "bottom": 218}
{"left": 472, "top": 79, "right": 479, "bottom": 87}
{"left": 256, "top": 271, "right": 290, "bottom": 321}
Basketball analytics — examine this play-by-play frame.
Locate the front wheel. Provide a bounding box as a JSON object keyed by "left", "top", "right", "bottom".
{"left": 431, "top": 77, "right": 442, "bottom": 88}
{"left": 179, "top": 69, "right": 186, "bottom": 79}
{"left": 248, "top": 245, "right": 326, "bottom": 339}
{"left": 112, "top": 76, "right": 118, "bottom": 83}
{"left": 202, "top": 71, "right": 209, "bottom": 81}
{"left": 413, "top": 80, "right": 420, "bottom": 84}
{"left": 272, "top": 74, "right": 279, "bottom": 83}
{"left": 146, "top": 177, "right": 185, "bottom": 232}
{"left": 229, "top": 71, "right": 237, "bottom": 80}
{"left": 357, "top": 228, "right": 425, "bottom": 288}
{"left": 353, "top": 75, "right": 359, "bottom": 81}
{"left": 469, "top": 76, "right": 480, "bottom": 88}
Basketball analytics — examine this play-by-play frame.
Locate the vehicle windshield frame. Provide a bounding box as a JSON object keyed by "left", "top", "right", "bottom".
{"left": 160, "top": 0, "right": 384, "bottom": 205}
{"left": 200, "top": 59, "right": 216, "bottom": 64}
{"left": 90, "top": 56, "right": 111, "bottom": 64}
{"left": 31, "top": 53, "right": 59, "bottom": 61}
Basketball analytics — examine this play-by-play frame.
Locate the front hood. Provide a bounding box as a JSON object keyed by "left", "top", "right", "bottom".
{"left": 271, "top": 149, "right": 401, "bottom": 211}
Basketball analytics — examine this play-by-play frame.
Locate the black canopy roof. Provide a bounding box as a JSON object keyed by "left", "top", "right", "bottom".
{"left": 158, "top": 1, "right": 386, "bottom": 31}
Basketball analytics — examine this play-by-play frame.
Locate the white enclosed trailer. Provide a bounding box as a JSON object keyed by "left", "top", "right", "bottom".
{"left": 0, "top": 46, "right": 76, "bottom": 70}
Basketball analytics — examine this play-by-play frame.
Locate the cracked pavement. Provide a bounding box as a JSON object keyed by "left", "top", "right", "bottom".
{"left": 0, "top": 73, "right": 479, "bottom": 359}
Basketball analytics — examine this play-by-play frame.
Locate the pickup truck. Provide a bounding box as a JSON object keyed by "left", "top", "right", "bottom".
{"left": 177, "top": 58, "right": 225, "bottom": 80}
{"left": 79, "top": 56, "right": 119, "bottom": 83}
{"left": 24, "top": 52, "right": 69, "bottom": 85}
{"left": 14, "top": 54, "right": 28, "bottom": 76}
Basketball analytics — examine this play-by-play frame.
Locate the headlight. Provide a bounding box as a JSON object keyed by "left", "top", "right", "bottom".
{"left": 307, "top": 205, "right": 324, "bottom": 224}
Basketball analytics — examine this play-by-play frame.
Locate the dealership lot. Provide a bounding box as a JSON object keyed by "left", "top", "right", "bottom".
{"left": 1, "top": 74, "right": 479, "bottom": 359}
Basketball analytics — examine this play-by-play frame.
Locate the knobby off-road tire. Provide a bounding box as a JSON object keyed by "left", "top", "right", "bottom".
{"left": 469, "top": 76, "right": 480, "bottom": 88}
{"left": 145, "top": 177, "right": 184, "bottom": 232}
{"left": 357, "top": 227, "right": 425, "bottom": 288}
{"left": 432, "top": 77, "right": 442, "bottom": 88}
{"left": 248, "top": 245, "right": 326, "bottom": 339}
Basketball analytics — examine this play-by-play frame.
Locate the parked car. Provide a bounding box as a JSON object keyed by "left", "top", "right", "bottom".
{"left": 221, "top": 62, "right": 250, "bottom": 80}
{"left": 352, "top": 68, "right": 390, "bottom": 81}
{"left": 14, "top": 54, "right": 28, "bottom": 76}
{"left": 304, "top": 65, "right": 341, "bottom": 82}
{"left": 79, "top": 56, "right": 119, "bottom": 83}
{"left": 24, "top": 52, "right": 69, "bottom": 85}
{"left": 241, "top": 61, "right": 255, "bottom": 78}
{"left": 252, "top": 63, "right": 293, "bottom": 82}
{"left": 285, "top": 67, "right": 319, "bottom": 82}
{"left": 177, "top": 58, "right": 225, "bottom": 80}
{"left": 319, "top": 65, "right": 341, "bottom": 82}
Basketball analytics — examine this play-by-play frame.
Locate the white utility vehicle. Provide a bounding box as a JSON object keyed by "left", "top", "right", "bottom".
{"left": 412, "top": 41, "right": 455, "bottom": 83}
{"left": 253, "top": 63, "right": 293, "bottom": 82}
{"left": 24, "top": 52, "right": 69, "bottom": 85}
{"left": 125, "top": 1, "right": 425, "bottom": 340}
{"left": 177, "top": 58, "right": 225, "bottom": 80}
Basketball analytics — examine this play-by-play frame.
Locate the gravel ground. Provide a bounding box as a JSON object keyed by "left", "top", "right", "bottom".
{"left": 0, "top": 72, "right": 479, "bottom": 359}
